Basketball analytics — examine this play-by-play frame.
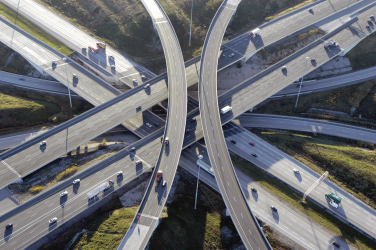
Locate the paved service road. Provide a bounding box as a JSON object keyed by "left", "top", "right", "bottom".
{"left": 198, "top": 0, "right": 271, "bottom": 249}
{"left": 117, "top": 0, "right": 187, "bottom": 249}
{"left": 234, "top": 113, "right": 376, "bottom": 144}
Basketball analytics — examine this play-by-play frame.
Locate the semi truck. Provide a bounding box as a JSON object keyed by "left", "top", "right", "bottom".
{"left": 221, "top": 105, "right": 232, "bottom": 114}
{"left": 325, "top": 192, "right": 342, "bottom": 208}
{"left": 249, "top": 28, "right": 260, "bottom": 37}
{"left": 87, "top": 180, "right": 114, "bottom": 200}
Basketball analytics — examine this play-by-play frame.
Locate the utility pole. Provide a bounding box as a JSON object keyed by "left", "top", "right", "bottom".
{"left": 63, "top": 57, "right": 73, "bottom": 108}
{"left": 194, "top": 155, "right": 203, "bottom": 209}
{"left": 295, "top": 57, "right": 309, "bottom": 108}
{"left": 189, "top": 0, "right": 193, "bottom": 47}
{"left": 15, "top": 0, "right": 21, "bottom": 25}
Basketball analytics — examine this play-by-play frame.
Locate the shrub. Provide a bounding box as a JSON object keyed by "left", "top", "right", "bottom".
{"left": 55, "top": 165, "right": 78, "bottom": 181}
{"left": 29, "top": 185, "right": 43, "bottom": 193}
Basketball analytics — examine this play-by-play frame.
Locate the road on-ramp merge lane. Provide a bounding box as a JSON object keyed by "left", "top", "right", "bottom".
{"left": 198, "top": 0, "right": 271, "bottom": 249}
{"left": 117, "top": 0, "right": 187, "bottom": 249}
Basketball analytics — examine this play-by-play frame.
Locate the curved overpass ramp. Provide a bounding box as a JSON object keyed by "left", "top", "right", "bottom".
{"left": 198, "top": 0, "right": 271, "bottom": 249}
{"left": 117, "top": 0, "right": 187, "bottom": 249}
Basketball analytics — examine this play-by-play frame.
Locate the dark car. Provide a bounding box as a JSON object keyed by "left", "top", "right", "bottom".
{"left": 251, "top": 187, "right": 257, "bottom": 192}
{"left": 251, "top": 153, "right": 257, "bottom": 157}
{"left": 154, "top": 122, "right": 159, "bottom": 128}
{"left": 249, "top": 142, "right": 255, "bottom": 146}
{"left": 368, "top": 19, "right": 372, "bottom": 24}
{"left": 230, "top": 140, "right": 237, "bottom": 144}
{"left": 5, "top": 223, "right": 13, "bottom": 229}
{"left": 310, "top": 58, "right": 315, "bottom": 62}
{"left": 366, "top": 25, "right": 370, "bottom": 29}
{"left": 190, "top": 117, "right": 196, "bottom": 122}
{"left": 297, "top": 84, "right": 303, "bottom": 88}
{"left": 333, "top": 242, "right": 340, "bottom": 248}
{"left": 19, "top": 77, "right": 25, "bottom": 81}
{"left": 271, "top": 206, "right": 278, "bottom": 212}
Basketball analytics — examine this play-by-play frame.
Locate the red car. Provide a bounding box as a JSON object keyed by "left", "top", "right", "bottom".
{"left": 249, "top": 142, "right": 255, "bottom": 146}
{"left": 164, "top": 138, "right": 169, "bottom": 146}
{"left": 88, "top": 46, "right": 99, "bottom": 53}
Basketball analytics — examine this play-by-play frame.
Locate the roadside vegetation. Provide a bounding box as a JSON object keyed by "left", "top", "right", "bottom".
{"left": 0, "top": 3, "right": 72, "bottom": 55}
{"left": 34, "top": 0, "right": 310, "bottom": 73}
{"left": 345, "top": 32, "right": 376, "bottom": 70}
{"left": 0, "top": 85, "right": 92, "bottom": 134}
{"left": 255, "top": 80, "right": 376, "bottom": 129}
{"left": 251, "top": 129, "right": 376, "bottom": 209}
{"left": 231, "top": 155, "right": 376, "bottom": 250}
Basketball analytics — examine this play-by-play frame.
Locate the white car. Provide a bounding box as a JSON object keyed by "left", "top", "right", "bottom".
{"left": 146, "top": 123, "right": 153, "bottom": 128}
{"left": 40, "top": 141, "right": 47, "bottom": 146}
{"left": 229, "top": 53, "right": 235, "bottom": 58}
{"left": 144, "top": 84, "right": 150, "bottom": 89}
{"left": 329, "top": 201, "right": 339, "bottom": 208}
{"left": 141, "top": 74, "right": 147, "bottom": 79}
{"left": 60, "top": 191, "right": 68, "bottom": 197}
{"left": 293, "top": 168, "right": 300, "bottom": 174}
{"left": 49, "top": 217, "right": 57, "bottom": 224}
{"left": 281, "top": 66, "right": 286, "bottom": 70}
{"left": 324, "top": 40, "right": 336, "bottom": 48}
{"left": 73, "top": 74, "right": 78, "bottom": 79}
{"left": 117, "top": 171, "right": 123, "bottom": 176}
{"left": 73, "top": 179, "right": 80, "bottom": 184}
{"left": 108, "top": 55, "right": 115, "bottom": 60}
{"left": 135, "top": 160, "right": 142, "bottom": 165}
{"left": 163, "top": 181, "right": 167, "bottom": 187}
{"left": 133, "top": 79, "right": 138, "bottom": 83}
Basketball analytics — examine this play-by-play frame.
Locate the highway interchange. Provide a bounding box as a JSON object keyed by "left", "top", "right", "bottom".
{"left": 0, "top": 0, "right": 376, "bottom": 248}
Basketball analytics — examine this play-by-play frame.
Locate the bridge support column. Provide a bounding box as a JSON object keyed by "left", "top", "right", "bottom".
{"left": 85, "top": 142, "right": 89, "bottom": 153}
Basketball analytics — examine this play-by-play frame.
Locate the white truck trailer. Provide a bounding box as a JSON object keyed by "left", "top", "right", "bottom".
{"left": 249, "top": 28, "right": 260, "bottom": 37}
{"left": 221, "top": 105, "right": 232, "bottom": 114}
{"left": 87, "top": 180, "right": 114, "bottom": 200}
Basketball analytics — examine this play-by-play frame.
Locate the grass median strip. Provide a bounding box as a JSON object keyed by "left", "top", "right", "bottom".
{"left": 0, "top": 3, "right": 72, "bottom": 55}
{"left": 231, "top": 154, "right": 376, "bottom": 250}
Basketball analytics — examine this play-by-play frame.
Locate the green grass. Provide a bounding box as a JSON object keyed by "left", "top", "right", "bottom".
{"left": 55, "top": 165, "right": 78, "bottom": 181}
{"left": 251, "top": 130, "right": 376, "bottom": 209}
{"left": 346, "top": 33, "right": 376, "bottom": 70}
{"left": 231, "top": 155, "right": 376, "bottom": 250}
{"left": 255, "top": 80, "right": 376, "bottom": 128}
{"left": 265, "top": 0, "right": 317, "bottom": 21}
{"left": 0, "top": 3, "right": 72, "bottom": 55}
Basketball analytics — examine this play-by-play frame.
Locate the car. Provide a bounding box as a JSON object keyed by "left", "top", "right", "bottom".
{"left": 73, "top": 74, "right": 78, "bottom": 79}
{"left": 163, "top": 181, "right": 167, "bottom": 187}
{"left": 310, "top": 58, "right": 315, "bottom": 62}
{"left": 251, "top": 187, "right": 257, "bottom": 192}
{"left": 52, "top": 60, "right": 57, "bottom": 65}
{"left": 281, "top": 66, "right": 286, "bottom": 70}
{"left": 96, "top": 42, "right": 106, "bottom": 49}
{"left": 141, "top": 74, "right": 147, "bottom": 79}
{"left": 40, "top": 141, "right": 47, "bottom": 146}
{"left": 229, "top": 53, "right": 235, "bottom": 58}
{"left": 164, "top": 138, "right": 169, "bottom": 146}
{"left": 271, "top": 206, "right": 278, "bottom": 212}
{"left": 110, "top": 65, "right": 116, "bottom": 69}
{"left": 333, "top": 242, "right": 340, "bottom": 248}
{"left": 324, "top": 40, "right": 336, "bottom": 48}
{"left": 249, "top": 142, "right": 255, "bottom": 146}
{"left": 144, "top": 84, "right": 150, "bottom": 89}
{"left": 329, "top": 201, "right": 339, "bottom": 208}
{"left": 366, "top": 25, "right": 370, "bottom": 29}
{"left": 108, "top": 55, "right": 115, "bottom": 60}
{"left": 230, "top": 140, "right": 237, "bottom": 144}
{"left": 137, "top": 106, "right": 142, "bottom": 110}
{"left": 133, "top": 79, "right": 138, "bottom": 84}
{"left": 49, "top": 217, "right": 57, "bottom": 224}
{"left": 60, "top": 191, "right": 68, "bottom": 197}
{"left": 154, "top": 122, "right": 159, "bottom": 127}
{"left": 190, "top": 117, "right": 196, "bottom": 122}
{"left": 251, "top": 153, "right": 257, "bottom": 157}
{"left": 130, "top": 147, "right": 136, "bottom": 151}
{"left": 293, "top": 168, "right": 300, "bottom": 174}
{"left": 88, "top": 46, "right": 99, "bottom": 53}
{"left": 146, "top": 123, "right": 152, "bottom": 128}
{"left": 117, "top": 171, "right": 123, "bottom": 176}
{"left": 5, "top": 223, "right": 13, "bottom": 229}
{"left": 308, "top": 8, "right": 312, "bottom": 12}
{"left": 73, "top": 179, "right": 80, "bottom": 184}
{"left": 222, "top": 54, "right": 226, "bottom": 58}
{"left": 19, "top": 77, "right": 25, "bottom": 81}
{"left": 135, "top": 160, "right": 142, "bottom": 165}
{"left": 368, "top": 19, "right": 372, "bottom": 24}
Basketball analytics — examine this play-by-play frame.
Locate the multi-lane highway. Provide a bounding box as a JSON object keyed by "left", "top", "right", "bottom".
{"left": 117, "top": 0, "right": 187, "bottom": 249}
{"left": 234, "top": 113, "right": 376, "bottom": 143}
{"left": 198, "top": 0, "right": 271, "bottom": 249}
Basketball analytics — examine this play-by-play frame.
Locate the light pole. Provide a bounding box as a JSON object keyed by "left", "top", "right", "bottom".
{"left": 15, "top": 0, "right": 21, "bottom": 25}
{"left": 295, "top": 57, "right": 309, "bottom": 108}
{"left": 63, "top": 57, "right": 73, "bottom": 108}
{"left": 189, "top": 0, "right": 193, "bottom": 47}
{"left": 194, "top": 155, "right": 203, "bottom": 209}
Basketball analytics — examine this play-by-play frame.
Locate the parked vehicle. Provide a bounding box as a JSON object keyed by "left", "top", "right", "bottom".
{"left": 87, "top": 180, "right": 114, "bottom": 200}
{"left": 221, "top": 105, "right": 232, "bottom": 114}
{"left": 249, "top": 28, "right": 260, "bottom": 37}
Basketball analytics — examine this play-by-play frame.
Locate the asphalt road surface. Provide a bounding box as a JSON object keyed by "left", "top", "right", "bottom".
{"left": 117, "top": 0, "right": 187, "bottom": 249}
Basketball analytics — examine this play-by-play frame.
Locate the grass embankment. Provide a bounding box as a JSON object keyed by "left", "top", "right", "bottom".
{"left": 252, "top": 129, "right": 376, "bottom": 209}
{"left": 345, "top": 32, "right": 376, "bottom": 70}
{"left": 231, "top": 155, "right": 376, "bottom": 250}
{"left": 256, "top": 80, "right": 376, "bottom": 128}
{"left": 0, "top": 3, "right": 72, "bottom": 55}
{"left": 265, "top": 0, "right": 317, "bottom": 21}
{"left": 0, "top": 85, "right": 92, "bottom": 133}
{"left": 39, "top": 195, "right": 137, "bottom": 250}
